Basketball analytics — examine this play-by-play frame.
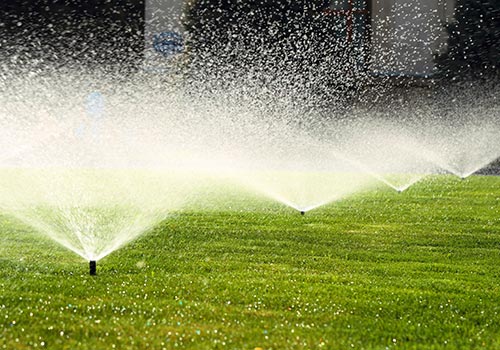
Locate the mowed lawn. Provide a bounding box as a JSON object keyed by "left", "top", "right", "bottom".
{"left": 0, "top": 175, "right": 499, "bottom": 349}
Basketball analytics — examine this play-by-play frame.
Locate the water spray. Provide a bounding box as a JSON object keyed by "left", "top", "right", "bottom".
{"left": 89, "top": 260, "right": 97, "bottom": 275}
{"left": 85, "top": 91, "right": 105, "bottom": 119}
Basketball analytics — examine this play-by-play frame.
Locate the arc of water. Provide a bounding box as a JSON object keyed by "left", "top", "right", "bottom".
{"left": 92, "top": 218, "right": 160, "bottom": 261}
{"left": 398, "top": 142, "right": 499, "bottom": 179}
{"left": 5, "top": 210, "right": 90, "bottom": 260}
{"left": 299, "top": 136, "right": 421, "bottom": 192}
{"left": 62, "top": 208, "right": 97, "bottom": 260}
{"left": 328, "top": 147, "right": 412, "bottom": 191}
{"left": 250, "top": 177, "right": 361, "bottom": 213}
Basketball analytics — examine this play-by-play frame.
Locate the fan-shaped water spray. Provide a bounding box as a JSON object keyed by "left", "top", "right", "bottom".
{"left": 1, "top": 0, "right": 499, "bottom": 274}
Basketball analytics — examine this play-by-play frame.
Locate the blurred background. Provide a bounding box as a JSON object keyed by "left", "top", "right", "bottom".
{"left": 1, "top": 0, "right": 498, "bottom": 79}
{"left": 0, "top": 0, "right": 145, "bottom": 66}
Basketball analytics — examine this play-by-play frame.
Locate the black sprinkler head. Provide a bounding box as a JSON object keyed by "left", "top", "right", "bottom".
{"left": 89, "top": 260, "right": 97, "bottom": 275}
{"left": 300, "top": 211, "right": 305, "bottom": 216}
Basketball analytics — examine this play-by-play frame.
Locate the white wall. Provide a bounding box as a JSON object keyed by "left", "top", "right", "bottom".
{"left": 371, "top": 0, "right": 455, "bottom": 76}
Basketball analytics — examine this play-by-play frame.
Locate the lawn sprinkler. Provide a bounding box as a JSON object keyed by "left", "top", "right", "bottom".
{"left": 89, "top": 260, "right": 97, "bottom": 275}
{"left": 300, "top": 211, "right": 305, "bottom": 216}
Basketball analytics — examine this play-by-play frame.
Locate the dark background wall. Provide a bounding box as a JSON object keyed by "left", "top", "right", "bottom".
{"left": 0, "top": 0, "right": 145, "bottom": 67}
{"left": 1, "top": 0, "right": 498, "bottom": 78}
{"left": 436, "top": 0, "right": 500, "bottom": 80}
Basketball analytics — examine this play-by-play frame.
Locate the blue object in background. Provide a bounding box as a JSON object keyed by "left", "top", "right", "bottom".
{"left": 153, "top": 32, "right": 184, "bottom": 57}
{"left": 76, "top": 91, "right": 105, "bottom": 139}
{"left": 85, "top": 91, "right": 105, "bottom": 119}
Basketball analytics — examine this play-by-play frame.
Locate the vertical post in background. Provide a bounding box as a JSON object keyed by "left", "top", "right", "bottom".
{"left": 144, "top": 0, "right": 186, "bottom": 72}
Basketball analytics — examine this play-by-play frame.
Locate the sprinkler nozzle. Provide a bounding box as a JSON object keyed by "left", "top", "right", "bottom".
{"left": 300, "top": 211, "right": 305, "bottom": 216}
{"left": 89, "top": 260, "right": 96, "bottom": 275}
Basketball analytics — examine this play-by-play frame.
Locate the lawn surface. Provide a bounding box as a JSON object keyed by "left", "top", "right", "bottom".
{"left": 0, "top": 175, "right": 499, "bottom": 349}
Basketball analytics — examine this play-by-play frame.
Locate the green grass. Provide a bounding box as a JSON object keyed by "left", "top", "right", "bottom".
{"left": 0, "top": 175, "right": 499, "bottom": 349}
